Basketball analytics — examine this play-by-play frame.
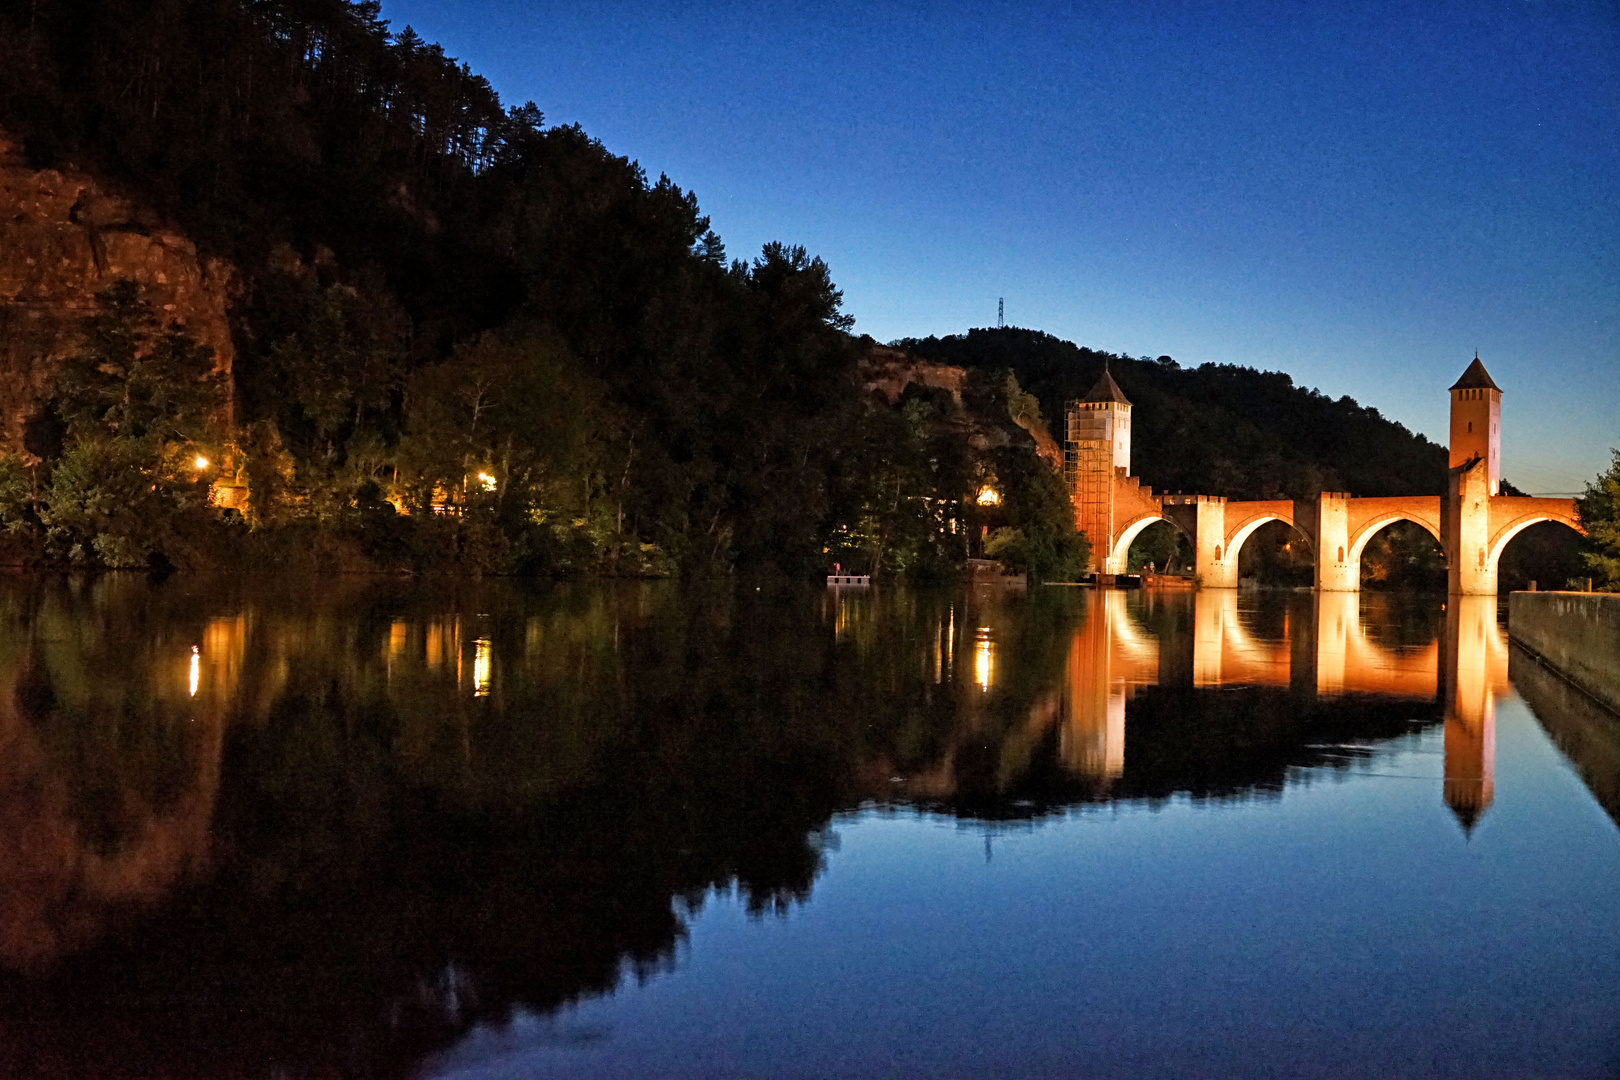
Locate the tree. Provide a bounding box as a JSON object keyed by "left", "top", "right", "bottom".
{"left": 39, "top": 281, "right": 226, "bottom": 567}
{"left": 54, "top": 281, "right": 220, "bottom": 445}
{"left": 982, "top": 445, "right": 1090, "bottom": 582}
{"left": 1577, "top": 448, "right": 1620, "bottom": 590}
{"left": 397, "top": 327, "right": 626, "bottom": 573}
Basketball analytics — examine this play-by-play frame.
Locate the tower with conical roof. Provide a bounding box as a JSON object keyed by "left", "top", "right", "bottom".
{"left": 1449, "top": 353, "right": 1501, "bottom": 496}
{"left": 1066, "top": 369, "right": 1133, "bottom": 573}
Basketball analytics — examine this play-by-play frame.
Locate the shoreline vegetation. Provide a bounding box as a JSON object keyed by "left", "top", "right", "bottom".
{"left": 0, "top": 1, "right": 1611, "bottom": 589}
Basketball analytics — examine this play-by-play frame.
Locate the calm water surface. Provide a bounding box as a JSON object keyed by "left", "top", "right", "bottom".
{"left": 0, "top": 575, "right": 1615, "bottom": 1079}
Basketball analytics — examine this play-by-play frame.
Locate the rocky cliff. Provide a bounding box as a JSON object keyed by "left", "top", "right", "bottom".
{"left": 860, "top": 343, "right": 1064, "bottom": 468}
{"left": 0, "top": 129, "right": 233, "bottom": 461}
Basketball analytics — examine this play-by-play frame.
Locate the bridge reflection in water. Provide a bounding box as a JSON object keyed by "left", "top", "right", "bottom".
{"left": 0, "top": 577, "right": 1615, "bottom": 1080}
{"left": 1046, "top": 589, "right": 1509, "bottom": 827}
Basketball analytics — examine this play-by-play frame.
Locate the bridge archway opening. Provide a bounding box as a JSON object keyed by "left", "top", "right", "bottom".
{"left": 1492, "top": 518, "right": 1585, "bottom": 592}
{"left": 1233, "top": 518, "right": 1314, "bottom": 587}
{"left": 1353, "top": 518, "right": 1445, "bottom": 591}
{"left": 1122, "top": 518, "right": 1192, "bottom": 574}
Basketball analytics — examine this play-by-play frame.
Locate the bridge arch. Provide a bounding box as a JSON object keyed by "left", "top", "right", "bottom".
{"left": 1106, "top": 512, "right": 1190, "bottom": 574}
{"left": 1346, "top": 512, "right": 1444, "bottom": 566}
{"left": 1205, "top": 509, "right": 1315, "bottom": 590}
{"left": 1225, "top": 514, "right": 1313, "bottom": 564}
{"left": 1487, "top": 509, "right": 1584, "bottom": 570}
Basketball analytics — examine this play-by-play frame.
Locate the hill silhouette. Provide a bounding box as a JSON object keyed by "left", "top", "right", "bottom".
{"left": 1, "top": 1, "right": 1574, "bottom": 586}
{"left": 893, "top": 328, "right": 1448, "bottom": 502}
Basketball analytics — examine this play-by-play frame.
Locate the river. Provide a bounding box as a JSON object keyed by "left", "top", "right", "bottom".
{"left": 0, "top": 574, "right": 1615, "bottom": 1078}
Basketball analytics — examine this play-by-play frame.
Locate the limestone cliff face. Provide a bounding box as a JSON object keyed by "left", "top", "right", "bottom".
{"left": 861, "top": 344, "right": 968, "bottom": 408}
{"left": 860, "top": 344, "right": 1064, "bottom": 467}
{"left": 0, "top": 129, "right": 234, "bottom": 460}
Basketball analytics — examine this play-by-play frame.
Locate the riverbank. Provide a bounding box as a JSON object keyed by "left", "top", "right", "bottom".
{"left": 1508, "top": 591, "right": 1620, "bottom": 716}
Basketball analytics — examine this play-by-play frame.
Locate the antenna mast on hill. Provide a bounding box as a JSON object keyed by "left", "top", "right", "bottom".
{"left": 997, "top": 298, "right": 1004, "bottom": 329}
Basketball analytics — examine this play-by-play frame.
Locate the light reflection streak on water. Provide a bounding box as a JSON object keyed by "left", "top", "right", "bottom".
{"left": 4, "top": 578, "right": 1615, "bottom": 1080}
{"left": 474, "top": 638, "right": 491, "bottom": 697}
{"left": 974, "top": 627, "right": 994, "bottom": 691}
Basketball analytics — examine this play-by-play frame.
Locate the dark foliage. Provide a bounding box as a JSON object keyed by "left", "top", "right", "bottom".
{"left": 0, "top": 0, "right": 888, "bottom": 575}
{"left": 895, "top": 328, "right": 1449, "bottom": 501}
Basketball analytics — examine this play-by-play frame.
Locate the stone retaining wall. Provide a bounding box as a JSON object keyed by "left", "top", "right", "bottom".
{"left": 1508, "top": 591, "right": 1620, "bottom": 715}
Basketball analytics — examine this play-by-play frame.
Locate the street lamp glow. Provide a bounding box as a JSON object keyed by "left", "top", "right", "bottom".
{"left": 194, "top": 456, "right": 209, "bottom": 470}
{"left": 477, "top": 472, "right": 497, "bottom": 492}
{"left": 976, "top": 486, "right": 1000, "bottom": 506}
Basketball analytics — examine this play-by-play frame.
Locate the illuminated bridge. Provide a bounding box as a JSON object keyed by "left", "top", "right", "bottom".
{"left": 1067, "top": 357, "right": 1582, "bottom": 595}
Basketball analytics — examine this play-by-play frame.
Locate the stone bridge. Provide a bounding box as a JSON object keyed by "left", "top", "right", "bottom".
{"left": 1067, "top": 358, "right": 1584, "bottom": 595}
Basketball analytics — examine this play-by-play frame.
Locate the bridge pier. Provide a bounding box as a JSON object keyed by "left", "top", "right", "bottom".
{"left": 1163, "top": 496, "right": 1240, "bottom": 588}
{"left": 1314, "top": 493, "right": 1356, "bottom": 591}
{"left": 1445, "top": 457, "right": 1496, "bottom": 596}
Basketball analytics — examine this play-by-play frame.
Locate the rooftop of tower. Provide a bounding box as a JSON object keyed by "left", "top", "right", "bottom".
{"left": 1450, "top": 355, "right": 1502, "bottom": 392}
{"left": 1079, "top": 368, "right": 1132, "bottom": 405}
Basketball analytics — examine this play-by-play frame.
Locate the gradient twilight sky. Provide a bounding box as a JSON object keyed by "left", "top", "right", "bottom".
{"left": 382, "top": 0, "right": 1617, "bottom": 492}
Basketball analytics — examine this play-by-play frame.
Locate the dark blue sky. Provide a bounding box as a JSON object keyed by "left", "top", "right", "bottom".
{"left": 382, "top": 0, "right": 1617, "bottom": 491}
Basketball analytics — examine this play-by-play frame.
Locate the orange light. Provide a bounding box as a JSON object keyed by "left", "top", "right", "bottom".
{"left": 194, "top": 456, "right": 209, "bottom": 470}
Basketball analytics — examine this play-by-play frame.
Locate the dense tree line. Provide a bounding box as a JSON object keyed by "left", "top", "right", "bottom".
{"left": 0, "top": 0, "right": 1084, "bottom": 577}
{"left": 894, "top": 328, "right": 1450, "bottom": 500}
{"left": 899, "top": 328, "right": 1605, "bottom": 589}
{"left": 1577, "top": 450, "right": 1620, "bottom": 590}
{"left": 1, "top": 1, "right": 1594, "bottom": 586}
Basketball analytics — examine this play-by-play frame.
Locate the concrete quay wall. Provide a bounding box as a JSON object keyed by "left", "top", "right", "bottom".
{"left": 1508, "top": 592, "right": 1620, "bottom": 716}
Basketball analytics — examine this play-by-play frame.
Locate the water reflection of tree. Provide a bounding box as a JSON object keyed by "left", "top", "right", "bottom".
{"left": 1, "top": 579, "right": 871, "bottom": 1077}
{"left": 0, "top": 576, "right": 1453, "bottom": 1079}
{"left": 0, "top": 577, "right": 223, "bottom": 983}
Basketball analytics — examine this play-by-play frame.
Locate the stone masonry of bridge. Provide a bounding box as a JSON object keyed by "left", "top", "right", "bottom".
{"left": 1064, "top": 357, "right": 1582, "bottom": 595}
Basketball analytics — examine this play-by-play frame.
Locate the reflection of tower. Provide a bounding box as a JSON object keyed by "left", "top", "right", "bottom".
{"left": 1066, "top": 370, "right": 1132, "bottom": 574}
{"left": 1313, "top": 591, "right": 1357, "bottom": 696}
{"left": 1440, "top": 595, "right": 1505, "bottom": 832}
{"left": 1059, "top": 591, "right": 1157, "bottom": 782}
{"left": 1192, "top": 587, "right": 1234, "bottom": 687}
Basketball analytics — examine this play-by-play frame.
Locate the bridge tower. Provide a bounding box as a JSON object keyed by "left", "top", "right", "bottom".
{"left": 1058, "top": 352, "right": 1580, "bottom": 592}
{"left": 1448, "top": 354, "right": 1501, "bottom": 495}
{"left": 1066, "top": 370, "right": 1132, "bottom": 573}
{"left": 1443, "top": 355, "right": 1516, "bottom": 595}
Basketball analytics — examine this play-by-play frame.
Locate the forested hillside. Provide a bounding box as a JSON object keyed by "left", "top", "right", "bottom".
{"left": 892, "top": 329, "right": 1598, "bottom": 588}
{"left": 895, "top": 329, "right": 1449, "bottom": 501}
{"left": 0, "top": 1, "right": 1589, "bottom": 587}
{"left": 0, "top": 0, "right": 1070, "bottom": 577}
